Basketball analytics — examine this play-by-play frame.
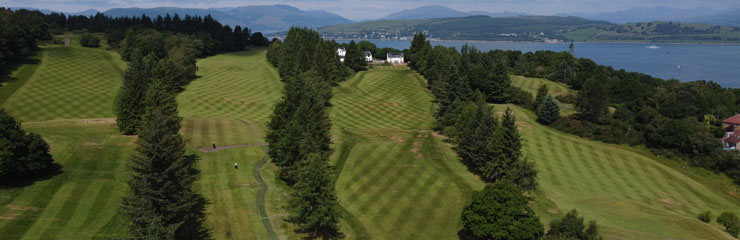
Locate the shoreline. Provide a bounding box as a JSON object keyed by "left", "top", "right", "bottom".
{"left": 330, "top": 38, "right": 740, "bottom": 45}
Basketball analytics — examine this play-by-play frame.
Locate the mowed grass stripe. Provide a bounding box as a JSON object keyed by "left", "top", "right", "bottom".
{"left": 332, "top": 67, "right": 484, "bottom": 239}
{"left": 498, "top": 104, "right": 740, "bottom": 239}
{"left": 2, "top": 46, "right": 124, "bottom": 121}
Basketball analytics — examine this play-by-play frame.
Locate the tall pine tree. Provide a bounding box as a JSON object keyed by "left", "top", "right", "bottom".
{"left": 116, "top": 52, "right": 155, "bottom": 135}
{"left": 121, "top": 79, "right": 208, "bottom": 239}
{"left": 289, "top": 153, "right": 342, "bottom": 239}
{"left": 534, "top": 84, "right": 549, "bottom": 111}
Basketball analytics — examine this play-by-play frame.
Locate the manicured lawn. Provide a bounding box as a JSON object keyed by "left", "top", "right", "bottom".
{"left": 510, "top": 75, "right": 576, "bottom": 116}
{"left": 496, "top": 104, "right": 740, "bottom": 240}
{"left": 2, "top": 45, "right": 125, "bottom": 122}
{"left": 0, "top": 47, "right": 286, "bottom": 239}
{"left": 330, "top": 65, "right": 485, "bottom": 239}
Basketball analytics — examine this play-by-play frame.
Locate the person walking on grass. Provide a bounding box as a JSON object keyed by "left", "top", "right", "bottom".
{"left": 234, "top": 162, "right": 238, "bottom": 169}
{"left": 212, "top": 141, "right": 217, "bottom": 149}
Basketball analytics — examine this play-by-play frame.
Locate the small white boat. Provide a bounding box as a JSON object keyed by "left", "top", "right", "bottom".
{"left": 646, "top": 45, "right": 660, "bottom": 49}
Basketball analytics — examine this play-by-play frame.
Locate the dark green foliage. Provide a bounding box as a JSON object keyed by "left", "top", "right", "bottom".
{"left": 575, "top": 79, "right": 609, "bottom": 123}
{"left": 698, "top": 211, "right": 712, "bottom": 223}
{"left": 460, "top": 181, "right": 544, "bottom": 239}
{"left": 357, "top": 41, "right": 377, "bottom": 54}
{"left": 116, "top": 52, "right": 156, "bottom": 135}
{"left": 344, "top": 40, "right": 367, "bottom": 72}
{"left": 460, "top": 45, "right": 511, "bottom": 103}
{"left": 0, "top": 109, "right": 54, "bottom": 179}
{"left": 120, "top": 79, "right": 208, "bottom": 239}
{"left": 534, "top": 84, "right": 549, "bottom": 110}
{"left": 718, "top": 212, "right": 740, "bottom": 238}
{"left": 266, "top": 40, "right": 282, "bottom": 67}
{"left": 249, "top": 32, "right": 269, "bottom": 47}
{"left": 545, "top": 209, "right": 603, "bottom": 240}
{"left": 0, "top": 8, "right": 51, "bottom": 66}
{"left": 409, "top": 32, "right": 428, "bottom": 69}
{"left": 509, "top": 86, "right": 534, "bottom": 109}
{"left": 79, "top": 33, "right": 100, "bottom": 47}
{"left": 288, "top": 154, "right": 342, "bottom": 239}
{"left": 276, "top": 27, "right": 350, "bottom": 83}
{"left": 537, "top": 95, "right": 560, "bottom": 125}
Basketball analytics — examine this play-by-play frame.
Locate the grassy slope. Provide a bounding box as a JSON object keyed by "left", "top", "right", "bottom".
{"left": 330, "top": 65, "right": 485, "bottom": 239}
{"left": 0, "top": 44, "right": 286, "bottom": 239}
{"left": 176, "top": 49, "right": 285, "bottom": 240}
{"left": 494, "top": 104, "right": 740, "bottom": 240}
{"left": 510, "top": 75, "right": 576, "bottom": 116}
{"left": 0, "top": 40, "right": 132, "bottom": 239}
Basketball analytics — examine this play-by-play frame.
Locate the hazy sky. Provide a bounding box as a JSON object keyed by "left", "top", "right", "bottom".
{"left": 2, "top": 0, "right": 740, "bottom": 20}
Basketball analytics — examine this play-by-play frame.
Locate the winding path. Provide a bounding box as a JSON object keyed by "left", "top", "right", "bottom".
{"left": 254, "top": 145, "right": 278, "bottom": 240}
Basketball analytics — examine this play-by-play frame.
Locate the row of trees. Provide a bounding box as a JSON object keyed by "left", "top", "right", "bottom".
{"left": 487, "top": 46, "right": 740, "bottom": 184}
{"left": 0, "top": 8, "right": 51, "bottom": 66}
{"left": 410, "top": 33, "right": 603, "bottom": 240}
{"left": 265, "top": 27, "right": 345, "bottom": 239}
{"left": 44, "top": 12, "right": 269, "bottom": 54}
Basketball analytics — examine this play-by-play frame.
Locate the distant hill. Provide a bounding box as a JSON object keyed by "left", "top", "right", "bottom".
{"left": 561, "top": 21, "right": 740, "bottom": 43}
{"left": 382, "top": 5, "right": 526, "bottom": 20}
{"left": 70, "top": 9, "right": 100, "bottom": 16}
{"left": 559, "top": 7, "right": 721, "bottom": 24}
{"left": 686, "top": 9, "right": 740, "bottom": 27}
{"left": 101, "top": 5, "right": 352, "bottom": 32}
{"left": 319, "top": 15, "right": 610, "bottom": 41}
{"left": 9, "top": 7, "right": 98, "bottom": 16}
{"left": 218, "top": 5, "right": 353, "bottom": 32}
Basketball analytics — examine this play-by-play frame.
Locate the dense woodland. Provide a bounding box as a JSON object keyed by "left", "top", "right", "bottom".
{"left": 0, "top": 8, "right": 51, "bottom": 66}
{"left": 265, "top": 27, "right": 349, "bottom": 239}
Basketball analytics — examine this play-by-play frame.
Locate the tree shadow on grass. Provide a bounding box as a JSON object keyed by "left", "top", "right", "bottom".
{"left": 177, "top": 154, "right": 212, "bottom": 240}
{"left": 0, "top": 163, "right": 62, "bottom": 189}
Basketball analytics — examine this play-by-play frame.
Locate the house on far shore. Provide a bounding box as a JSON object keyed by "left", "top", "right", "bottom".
{"left": 337, "top": 47, "right": 346, "bottom": 62}
{"left": 387, "top": 52, "right": 404, "bottom": 64}
{"left": 364, "top": 50, "right": 373, "bottom": 62}
{"left": 721, "top": 114, "right": 740, "bottom": 150}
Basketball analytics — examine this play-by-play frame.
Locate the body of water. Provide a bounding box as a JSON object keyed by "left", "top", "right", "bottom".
{"left": 336, "top": 40, "right": 740, "bottom": 88}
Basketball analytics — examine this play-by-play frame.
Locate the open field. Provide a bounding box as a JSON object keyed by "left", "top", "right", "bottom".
{"left": 330, "top": 65, "right": 485, "bottom": 239}
{"left": 510, "top": 75, "right": 577, "bottom": 116}
{"left": 495, "top": 104, "right": 740, "bottom": 240}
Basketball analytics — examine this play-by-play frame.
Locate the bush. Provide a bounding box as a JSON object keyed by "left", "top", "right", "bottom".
{"left": 718, "top": 212, "right": 740, "bottom": 238}
{"left": 80, "top": 33, "right": 100, "bottom": 48}
{"left": 545, "top": 209, "right": 603, "bottom": 240}
{"left": 460, "top": 181, "right": 544, "bottom": 239}
{"left": 698, "top": 211, "right": 712, "bottom": 223}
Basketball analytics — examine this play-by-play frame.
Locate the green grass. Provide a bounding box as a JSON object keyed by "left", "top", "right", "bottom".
{"left": 0, "top": 121, "right": 134, "bottom": 240}
{"left": 330, "top": 66, "right": 485, "bottom": 239}
{"left": 1, "top": 45, "right": 125, "bottom": 122}
{"left": 495, "top": 104, "right": 740, "bottom": 240}
{"left": 510, "top": 75, "right": 576, "bottom": 116}
{"left": 0, "top": 47, "right": 286, "bottom": 239}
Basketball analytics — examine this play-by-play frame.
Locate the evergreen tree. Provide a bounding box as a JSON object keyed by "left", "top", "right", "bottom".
{"left": 538, "top": 95, "right": 560, "bottom": 125}
{"left": 409, "top": 32, "right": 428, "bottom": 69}
{"left": 0, "top": 109, "right": 54, "bottom": 179}
{"left": 534, "top": 84, "right": 549, "bottom": 110}
{"left": 266, "top": 40, "right": 282, "bottom": 67}
{"left": 344, "top": 40, "right": 366, "bottom": 72}
{"left": 289, "top": 154, "right": 342, "bottom": 239}
{"left": 545, "top": 209, "right": 603, "bottom": 240}
{"left": 576, "top": 78, "right": 609, "bottom": 123}
{"left": 116, "top": 52, "right": 155, "bottom": 135}
{"left": 121, "top": 79, "right": 208, "bottom": 239}
{"left": 501, "top": 107, "right": 521, "bottom": 161}
{"left": 460, "top": 181, "right": 544, "bottom": 239}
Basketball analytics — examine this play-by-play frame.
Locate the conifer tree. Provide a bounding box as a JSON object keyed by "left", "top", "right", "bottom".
{"left": 409, "top": 32, "right": 428, "bottom": 69}
{"left": 121, "top": 79, "right": 208, "bottom": 239}
{"left": 501, "top": 107, "right": 521, "bottom": 161}
{"left": 537, "top": 95, "right": 560, "bottom": 125}
{"left": 289, "top": 153, "right": 342, "bottom": 239}
{"left": 116, "top": 52, "right": 155, "bottom": 135}
{"left": 344, "top": 40, "right": 366, "bottom": 72}
{"left": 461, "top": 181, "right": 544, "bottom": 239}
{"left": 534, "top": 84, "right": 549, "bottom": 110}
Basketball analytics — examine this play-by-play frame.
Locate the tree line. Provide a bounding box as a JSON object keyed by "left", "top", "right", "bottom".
{"left": 409, "top": 33, "right": 603, "bottom": 240}
{"left": 0, "top": 8, "right": 51, "bottom": 66}
{"left": 265, "top": 27, "right": 351, "bottom": 239}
